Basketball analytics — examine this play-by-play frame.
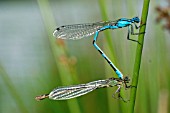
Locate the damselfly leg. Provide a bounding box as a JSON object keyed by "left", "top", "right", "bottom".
{"left": 127, "top": 23, "right": 146, "bottom": 43}
{"left": 112, "top": 76, "right": 131, "bottom": 102}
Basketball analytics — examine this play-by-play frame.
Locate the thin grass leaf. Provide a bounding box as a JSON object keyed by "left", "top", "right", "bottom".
{"left": 128, "top": 0, "right": 150, "bottom": 113}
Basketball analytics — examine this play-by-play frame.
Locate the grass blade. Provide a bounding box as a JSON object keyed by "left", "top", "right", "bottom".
{"left": 128, "top": 0, "right": 150, "bottom": 113}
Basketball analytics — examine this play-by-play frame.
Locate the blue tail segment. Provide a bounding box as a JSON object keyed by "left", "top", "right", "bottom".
{"left": 93, "top": 29, "right": 123, "bottom": 79}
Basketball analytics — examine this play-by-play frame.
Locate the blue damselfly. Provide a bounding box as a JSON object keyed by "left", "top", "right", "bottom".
{"left": 53, "top": 17, "right": 145, "bottom": 79}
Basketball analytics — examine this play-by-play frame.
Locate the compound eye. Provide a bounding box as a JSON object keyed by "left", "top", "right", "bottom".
{"left": 134, "top": 17, "right": 140, "bottom": 23}
{"left": 124, "top": 76, "right": 130, "bottom": 81}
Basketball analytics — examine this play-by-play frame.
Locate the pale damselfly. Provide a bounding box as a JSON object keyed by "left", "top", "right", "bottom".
{"left": 35, "top": 76, "right": 130, "bottom": 101}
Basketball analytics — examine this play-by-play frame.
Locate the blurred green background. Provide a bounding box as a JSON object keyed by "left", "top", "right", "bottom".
{"left": 0, "top": 0, "right": 170, "bottom": 113}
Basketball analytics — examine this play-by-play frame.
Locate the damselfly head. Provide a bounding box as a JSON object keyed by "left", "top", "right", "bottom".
{"left": 123, "top": 76, "right": 130, "bottom": 83}
{"left": 132, "top": 17, "right": 140, "bottom": 23}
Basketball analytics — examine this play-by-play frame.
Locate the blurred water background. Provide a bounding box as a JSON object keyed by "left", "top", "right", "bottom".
{"left": 0, "top": 0, "right": 170, "bottom": 113}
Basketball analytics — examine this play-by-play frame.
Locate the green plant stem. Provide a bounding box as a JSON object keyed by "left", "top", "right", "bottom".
{"left": 128, "top": 0, "right": 150, "bottom": 113}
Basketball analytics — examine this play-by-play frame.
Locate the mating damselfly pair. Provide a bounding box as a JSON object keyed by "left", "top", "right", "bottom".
{"left": 53, "top": 17, "right": 145, "bottom": 79}
{"left": 35, "top": 17, "right": 144, "bottom": 101}
{"left": 35, "top": 76, "right": 130, "bottom": 101}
